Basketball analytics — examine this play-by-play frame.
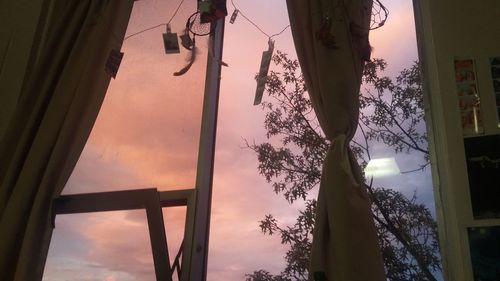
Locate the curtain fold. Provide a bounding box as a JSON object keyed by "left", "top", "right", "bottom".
{"left": 0, "top": 0, "right": 49, "bottom": 141}
{"left": 0, "top": 1, "right": 133, "bottom": 280}
{"left": 286, "top": 0, "right": 386, "bottom": 280}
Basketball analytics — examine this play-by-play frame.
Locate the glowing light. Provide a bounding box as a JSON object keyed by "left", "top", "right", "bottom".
{"left": 364, "top": 157, "right": 400, "bottom": 178}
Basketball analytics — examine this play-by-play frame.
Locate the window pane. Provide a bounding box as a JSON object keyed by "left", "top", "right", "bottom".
{"left": 43, "top": 210, "right": 155, "bottom": 281}
{"left": 209, "top": 0, "right": 443, "bottom": 280}
{"left": 63, "top": 0, "right": 207, "bottom": 195}
{"left": 162, "top": 206, "right": 187, "bottom": 281}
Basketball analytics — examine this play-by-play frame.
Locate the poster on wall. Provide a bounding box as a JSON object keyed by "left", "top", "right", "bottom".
{"left": 464, "top": 134, "right": 500, "bottom": 219}
{"left": 468, "top": 226, "right": 500, "bottom": 281}
{"left": 489, "top": 57, "right": 500, "bottom": 127}
{"left": 455, "top": 58, "right": 484, "bottom": 135}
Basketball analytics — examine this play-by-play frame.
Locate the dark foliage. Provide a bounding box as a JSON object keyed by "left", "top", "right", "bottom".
{"left": 245, "top": 51, "right": 441, "bottom": 281}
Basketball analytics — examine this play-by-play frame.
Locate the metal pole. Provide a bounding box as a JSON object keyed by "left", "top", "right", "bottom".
{"left": 187, "top": 16, "right": 225, "bottom": 281}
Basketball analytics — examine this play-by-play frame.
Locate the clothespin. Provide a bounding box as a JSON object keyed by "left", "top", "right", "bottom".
{"left": 230, "top": 9, "right": 239, "bottom": 24}
{"left": 254, "top": 39, "right": 275, "bottom": 105}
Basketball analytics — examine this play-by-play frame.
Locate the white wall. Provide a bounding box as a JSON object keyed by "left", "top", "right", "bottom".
{"left": 414, "top": 0, "right": 500, "bottom": 280}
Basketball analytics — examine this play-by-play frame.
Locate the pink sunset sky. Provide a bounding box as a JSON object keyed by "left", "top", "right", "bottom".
{"left": 42, "top": 0, "right": 426, "bottom": 280}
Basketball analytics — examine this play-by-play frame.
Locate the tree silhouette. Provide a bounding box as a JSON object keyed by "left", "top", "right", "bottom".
{"left": 245, "top": 51, "right": 441, "bottom": 281}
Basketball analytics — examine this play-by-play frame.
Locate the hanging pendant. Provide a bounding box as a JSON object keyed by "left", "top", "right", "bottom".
{"left": 180, "top": 29, "right": 194, "bottom": 50}
{"left": 163, "top": 24, "right": 180, "bottom": 54}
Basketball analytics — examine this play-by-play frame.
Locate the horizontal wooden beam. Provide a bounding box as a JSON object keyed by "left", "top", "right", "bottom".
{"left": 54, "top": 188, "right": 194, "bottom": 214}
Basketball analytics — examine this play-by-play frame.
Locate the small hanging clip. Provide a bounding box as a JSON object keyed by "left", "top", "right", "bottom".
{"left": 105, "top": 49, "right": 124, "bottom": 79}
{"left": 230, "top": 9, "right": 239, "bottom": 24}
{"left": 180, "top": 29, "right": 194, "bottom": 50}
{"left": 254, "top": 39, "right": 275, "bottom": 105}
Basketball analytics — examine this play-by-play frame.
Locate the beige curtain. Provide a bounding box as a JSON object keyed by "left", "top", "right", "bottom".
{"left": 0, "top": 1, "right": 133, "bottom": 280}
{"left": 286, "top": 0, "right": 386, "bottom": 280}
{"left": 0, "top": 0, "right": 48, "bottom": 140}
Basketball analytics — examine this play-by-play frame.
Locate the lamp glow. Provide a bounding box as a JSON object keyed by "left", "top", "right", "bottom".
{"left": 364, "top": 157, "right": 400, "bottom": 178}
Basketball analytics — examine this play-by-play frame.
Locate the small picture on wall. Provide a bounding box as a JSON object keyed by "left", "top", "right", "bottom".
{"left": 455, "top": 58, "right": 484, "bottom": 135}
{"left": 464, "top": 134, "right": 500, "bottom": 219}
{"left": 489, "top": 57, "right": 500, "bottom": 126}
{"left": 468, "top": 226, "right": 500, "bottom": 281}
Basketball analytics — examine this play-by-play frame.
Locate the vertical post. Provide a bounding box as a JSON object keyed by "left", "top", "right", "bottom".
{"left": 187, "top": 16, "right": 225, "bottom": 281}
{"left": 144, "top": 190, "right": 172, "bottom": 281}
{"left": 411, "top": 1, "right": 451, "bottom": 279}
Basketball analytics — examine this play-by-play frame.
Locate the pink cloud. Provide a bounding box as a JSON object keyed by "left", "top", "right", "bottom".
{"left": 369, "top": 1, "right": 418, "bottom": 76}
{"left": 45, "top": 1, "right": 425, "bottom": 281}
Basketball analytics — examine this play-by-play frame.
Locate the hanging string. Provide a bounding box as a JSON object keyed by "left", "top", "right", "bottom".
{"left": 121, "top": 1, "right": 384, "bottom": 42}
{"left": 166, "top": 0, "right": 187, "bottom": 24}
{"left": 124, "top": 23, "right": 166, "bottom": 41}
{"left": 122, "top": 0, "right": 291, "bottom": 42}
{"left": 229, "top": 0, "right": 290, "bottom": 40}
{"left": 123, "top": 0, "right": 187, "bottom": 41}
{"left": 269, "top": 25, "right": 290, "bottom": 39}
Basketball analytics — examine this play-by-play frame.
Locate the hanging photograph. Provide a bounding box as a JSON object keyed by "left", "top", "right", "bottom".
{"left": 468, "top": 226, "right": 500, "bottom": 281}
{"left": 464, "top": 134, "right": 500, "bottom": 219}
{"left": 489, "top": 57, "right": 500, "bottom": 127}
{"left": 455, "top": 58, "right": 484, "bottom": 135}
